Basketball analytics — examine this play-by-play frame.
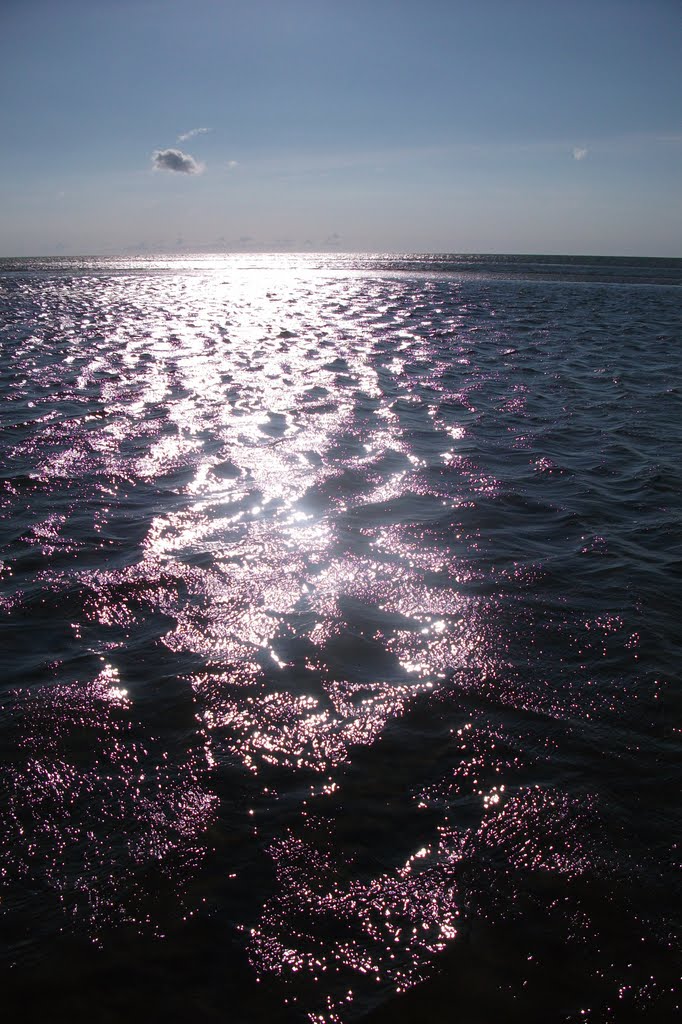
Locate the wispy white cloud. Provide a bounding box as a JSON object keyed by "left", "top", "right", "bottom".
{"left": 226, "top": 160, "right": 238, "bottom": 170}
{"left": 152, "top": 148, "right": 204, "bottom": 174}
{"left": 177, "top": 127, "right": 211, "bottom": 142}
{"left": 572, "top": 146, "right": 588, "bottom": 161}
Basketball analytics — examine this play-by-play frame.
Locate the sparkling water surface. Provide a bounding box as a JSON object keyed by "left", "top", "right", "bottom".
{"left": 1, "top": 254, "right": 680, "bottom": 1022}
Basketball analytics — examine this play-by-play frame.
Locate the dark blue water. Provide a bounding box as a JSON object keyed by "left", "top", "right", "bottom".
{"left": 1, "top": 254, "right": 680, "bottom": 1022}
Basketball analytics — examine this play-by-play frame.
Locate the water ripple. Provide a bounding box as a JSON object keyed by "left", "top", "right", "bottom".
{"left": 0, "top": 255, "right": 680, "bottom": 1021}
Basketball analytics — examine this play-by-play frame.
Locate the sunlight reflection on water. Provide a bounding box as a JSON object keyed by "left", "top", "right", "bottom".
{"left": 1, "top": 255, "right": 679, "bottom": 1021}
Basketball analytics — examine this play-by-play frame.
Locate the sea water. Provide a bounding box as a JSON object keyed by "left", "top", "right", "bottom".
{"left": 0, "top": 253, "right": 680, "bottom": 1022}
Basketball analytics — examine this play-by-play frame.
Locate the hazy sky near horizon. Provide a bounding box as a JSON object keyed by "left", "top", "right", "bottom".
{"left": 1, "top": 0, "right": 680, "bottom": 256}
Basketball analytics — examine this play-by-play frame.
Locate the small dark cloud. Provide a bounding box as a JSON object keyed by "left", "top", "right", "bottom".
{"left": 152, "top": 148, "right": 203, "bottom": 174}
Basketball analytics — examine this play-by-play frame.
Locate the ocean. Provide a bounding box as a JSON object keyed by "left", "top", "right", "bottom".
{"left": 0, "top": 253, "right": 680, "bottom": 1022}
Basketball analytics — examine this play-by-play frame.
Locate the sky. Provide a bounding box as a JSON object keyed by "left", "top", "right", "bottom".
{"left": 0, "top": 0, "right": 680, "bottom": 256}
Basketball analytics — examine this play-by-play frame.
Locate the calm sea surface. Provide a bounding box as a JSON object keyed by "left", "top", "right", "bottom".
{"left": 1, "top": 254, "right": 680, "bottom": 1022}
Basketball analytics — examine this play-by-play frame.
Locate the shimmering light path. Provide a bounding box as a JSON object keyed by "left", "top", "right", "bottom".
{"left": 0, "top": 254, "right": 680, "bottom": 1022}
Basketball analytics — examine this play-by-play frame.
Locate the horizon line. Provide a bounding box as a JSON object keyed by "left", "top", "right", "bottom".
{"left": 1, "top": 250, "right": 681, "bottom": 261}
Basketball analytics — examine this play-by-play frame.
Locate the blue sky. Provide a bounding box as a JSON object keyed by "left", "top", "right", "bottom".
{"left": 0, "top": 0, "right": 680, "bottom": 255}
